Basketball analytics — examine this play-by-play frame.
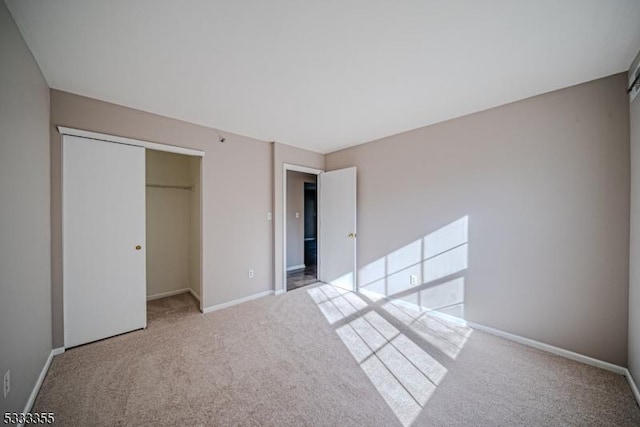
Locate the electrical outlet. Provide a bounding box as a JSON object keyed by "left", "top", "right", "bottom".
{"left": 410, "top": 275, "right": 418, "bottom": 285}
{"left": 3, "top": 370, "right": 10, "bottom": 399}
{"left": 248, "top": 269, "right": 254, "bottom": 279}
{"left": 267, "top": 212, "right": 272, "bottom": 221}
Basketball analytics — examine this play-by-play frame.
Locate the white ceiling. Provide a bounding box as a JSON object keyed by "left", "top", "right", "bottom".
{"left": 6, "top": 0, "right": 640, "bottom": 153}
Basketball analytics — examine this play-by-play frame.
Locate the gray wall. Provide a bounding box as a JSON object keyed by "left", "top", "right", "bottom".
{"left": 326, "top": 73, "right": 631, "bottom": 365}
{"left": 50, "top": 90, "right": 275, "bottom": 347}
{"left": 0, "top": 1, "right": 52, "bottom": 414}
{"left": 286, "top": 171, "right": 316, "bottom": 268}
{"left": 629, "top": 50, "right": 640, "bottom": 390}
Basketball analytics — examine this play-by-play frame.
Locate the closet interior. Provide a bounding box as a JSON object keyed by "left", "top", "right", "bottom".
{"left": 145, "top": 149, "right": 201, "bottom": 306}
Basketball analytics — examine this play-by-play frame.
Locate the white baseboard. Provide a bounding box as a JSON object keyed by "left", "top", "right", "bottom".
{"left": 20, "top": 347, "right": 65, "bottom": 422}
{"left": 380, "top": 295, "right": 628, "bottom": 376}
{"left": 274, "top": 289, "right": 285, "bottom": 296}
{"left": 203, "top": 290, "right": 274, "bottom": 313}
{"left": 374, "top": 294, "right": 639, "bottom": 405}
{"left": 287, "top": 264, "right": 305, "bottom": 272}
{"left": 147, "top": 288, "right": 191, "bottom": 301}
{"left": 464, "top": 318, "right": 640, "bottom": 406}
{"left": 465, "top": 320, "right": 627, "bottom": 376}
{"left": 188, "top": 288, "right": 201, "bottom": 302}
{"left": 625, "top": 369, "right": 640, "bottom": 406}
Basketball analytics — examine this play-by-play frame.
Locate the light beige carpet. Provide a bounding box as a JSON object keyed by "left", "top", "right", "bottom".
{"left": 34, "top": 285, "right": 640, "bottom": 426}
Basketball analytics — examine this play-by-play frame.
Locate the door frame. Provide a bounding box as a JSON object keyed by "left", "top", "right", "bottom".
{"left": 58, "top": 127, "right": 206, "bottom": 322}
{"left": 282, "top": 163, "right": 323, "bottom": 293}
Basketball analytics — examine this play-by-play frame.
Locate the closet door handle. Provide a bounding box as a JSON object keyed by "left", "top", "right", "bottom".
{"left": 135, "top": 245, "right": 142, "bottom": 250}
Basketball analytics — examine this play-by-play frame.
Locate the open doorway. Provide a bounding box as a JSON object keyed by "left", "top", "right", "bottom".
{"left": 286, "top": 170, "right": 319, "bottom": 291}
{"left": 281, "top": 163, "right": 357, "bottom": 294}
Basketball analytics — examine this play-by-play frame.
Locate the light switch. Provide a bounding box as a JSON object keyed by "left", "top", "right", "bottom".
{"left": 267, "top": 212, "right": 272, "bottom": 221}
{"left": 295, "top": 212, "right": 300, "bottom": 218}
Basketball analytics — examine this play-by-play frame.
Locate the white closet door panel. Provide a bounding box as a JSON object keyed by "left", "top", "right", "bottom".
{"left": 63, "top": 136, "right": 146, "bottom": 348}
{"left": 319, "top": 167, "right": 357, "bottom": 291}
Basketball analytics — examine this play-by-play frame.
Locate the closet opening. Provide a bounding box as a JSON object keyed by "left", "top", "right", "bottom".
{"left": 286, "top": 169, "right": 319, "bottom": 291}
{"left": 145, "top": 149, "right": 202, "bottom": 314}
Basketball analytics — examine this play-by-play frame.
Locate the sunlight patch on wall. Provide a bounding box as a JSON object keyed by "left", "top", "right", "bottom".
{"left": 423, "top": 244, "right": 467, "bottom": 284}
{"left": 419, "top": 277, "right": 465, "bottom": 318}
{"left": 328, "top": 272, "right": 354, "bottom": 290}
{"left": 358, "top": 256, "right": 387, "bottom": 301}
{"left": 423, "top": 216, "right": 468, "bottom": 259}
{"left": 387, "top": 239, "right": 422, "bottom": 275}
{"left": 357, "top": 216, "right": 469, "bottom": 317}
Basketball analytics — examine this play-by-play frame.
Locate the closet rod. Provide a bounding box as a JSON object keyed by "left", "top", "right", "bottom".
{"left": 146, "top": 184, "right": 194, "bottom": 191}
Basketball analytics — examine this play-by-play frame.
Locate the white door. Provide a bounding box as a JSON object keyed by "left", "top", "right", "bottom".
{"left": 63, "top": 135, "right": 147, "bottom": 348}
{"left": 319, "top": 167, "right": 357, "bottom": 291}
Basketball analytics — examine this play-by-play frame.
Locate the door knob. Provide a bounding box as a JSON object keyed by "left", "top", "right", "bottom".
{"left": 135, "top": 245, "right": 142, "bottom": 250}
{"left": 348, "top": 233, "right": 356, "bottom": 239}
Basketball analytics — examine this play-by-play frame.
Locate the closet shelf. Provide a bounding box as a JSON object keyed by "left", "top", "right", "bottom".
{"left": 146, "top": 184, "right": 194, "bottom": 191}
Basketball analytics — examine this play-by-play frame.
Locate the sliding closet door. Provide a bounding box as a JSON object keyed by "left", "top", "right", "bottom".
{"left": 63, "top": 135, "right": 146, "bottom": 348}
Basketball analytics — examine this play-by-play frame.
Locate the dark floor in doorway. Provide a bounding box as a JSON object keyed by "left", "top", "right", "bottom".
{"left": 287, "top": 264, "right": 318, "bottom": 291}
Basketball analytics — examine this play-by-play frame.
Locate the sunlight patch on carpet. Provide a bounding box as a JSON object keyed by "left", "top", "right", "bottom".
{"left": 309, "top": 283, "right": 458, "bottom": 426}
